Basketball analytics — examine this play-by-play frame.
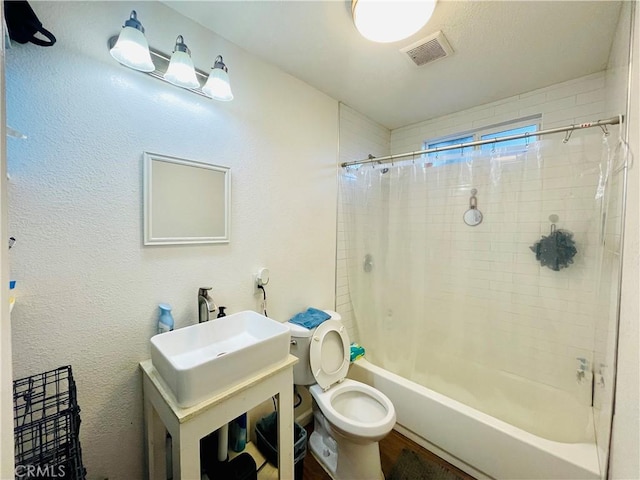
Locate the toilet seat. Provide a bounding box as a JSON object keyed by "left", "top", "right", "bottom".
{"left": 309, "top": 319, "right": 350, "bottom": 390}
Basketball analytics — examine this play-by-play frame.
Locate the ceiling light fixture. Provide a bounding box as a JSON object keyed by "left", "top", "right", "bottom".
{"left": 108, "top": 11, "right": 234, "bottom": 101}
{"left": 202, "top": 56, "right": 234, "bottom": 101}
{"left": 109, "top": 10, "right": 155, "bottom": 72}
{"left": 351, "top": 0, "right": 437, "bottom": 43}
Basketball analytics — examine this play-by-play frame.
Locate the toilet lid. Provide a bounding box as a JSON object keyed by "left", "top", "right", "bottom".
{"left": 309, "top": 319, "right": 350, "bottom": 390}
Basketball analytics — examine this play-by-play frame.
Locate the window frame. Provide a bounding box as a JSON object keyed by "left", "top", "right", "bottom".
{"left": 424, "top": 115, "right": 542, "bottom": 158}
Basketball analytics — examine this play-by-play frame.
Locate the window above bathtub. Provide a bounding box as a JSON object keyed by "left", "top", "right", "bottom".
{"left": 425, "top": 115, "right": 541, "bottom": 160}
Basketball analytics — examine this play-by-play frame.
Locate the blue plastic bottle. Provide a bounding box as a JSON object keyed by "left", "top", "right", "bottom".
{"left": 229, "top": 413, "right": 247, "bottom": 452}
{"left": 158, "top": 304, "right": 174, "bottom": 334}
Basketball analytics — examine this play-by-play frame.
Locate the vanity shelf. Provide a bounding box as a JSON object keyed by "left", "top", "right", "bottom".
{"left": 140, "top": 355, "right": 298, "bottom": 480}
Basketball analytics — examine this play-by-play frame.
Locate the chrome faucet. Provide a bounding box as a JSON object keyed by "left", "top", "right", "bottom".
{"left": 198, "top": 287, "right": 217, "bottom": 323}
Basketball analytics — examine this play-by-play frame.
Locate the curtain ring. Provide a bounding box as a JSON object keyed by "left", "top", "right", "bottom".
{"left": 600, "top": 124, "right": 610, "bottom": 137}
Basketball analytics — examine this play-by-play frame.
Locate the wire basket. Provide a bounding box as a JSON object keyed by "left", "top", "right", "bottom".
{"left": 13, "top": 366, "right": 86, "bottom": 480}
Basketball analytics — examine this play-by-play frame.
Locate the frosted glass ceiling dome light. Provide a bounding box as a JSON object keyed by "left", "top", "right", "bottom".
{"left": 351, "top": 0, "right": 437, "bottom": 43}
{"left": 109, "top": 10, "right": 155, "bottom": 72}
{"left": 164, "top": 35, "right": 200, "bottom": 89}
{"left": 202, "top": 56, "right": 234, "bottom": 101}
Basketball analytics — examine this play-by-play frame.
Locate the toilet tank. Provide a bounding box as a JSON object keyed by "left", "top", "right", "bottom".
{"left": 287, "top": 310, "right": 342, "bottom": 385}
{"left": 287, "top": 322, "right": 316, "bottom": 385}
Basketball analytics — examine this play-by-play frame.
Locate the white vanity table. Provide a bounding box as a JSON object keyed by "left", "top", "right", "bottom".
{"left": 140, "top": 355, "right": 298, "bottom": 480}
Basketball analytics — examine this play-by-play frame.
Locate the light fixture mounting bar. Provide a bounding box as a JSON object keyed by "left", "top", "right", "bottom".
{"left": 108, "top": 36, "right": 210, "bottom": 98}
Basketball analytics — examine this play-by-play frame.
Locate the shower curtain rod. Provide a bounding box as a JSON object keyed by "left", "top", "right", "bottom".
{"left": 341, "top": 115, "right": 623, "bottom": 168}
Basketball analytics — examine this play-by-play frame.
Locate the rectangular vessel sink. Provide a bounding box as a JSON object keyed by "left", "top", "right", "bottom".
{"left": 150, "top": 310, "right": 291, "bottom": 408}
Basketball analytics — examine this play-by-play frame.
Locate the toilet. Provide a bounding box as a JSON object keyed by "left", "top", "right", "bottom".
{"left": 288, "top": 312, "right": 396, "bottom": 480}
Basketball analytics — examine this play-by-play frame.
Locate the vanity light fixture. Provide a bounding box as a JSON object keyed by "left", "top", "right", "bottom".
{"left": 164, "top": 35, "right": 200, "bottom": 89}
{"left": 202, "top": 56, "right": 234, "bottom": 101}
{"left": 109, "top": 10, "right": 155, "bottom": 72}
{"left": 351, "top": 0, "right": 437, "bottom": 43}
{"left": 108, "top": 11, "right": 233, "bottom": 100}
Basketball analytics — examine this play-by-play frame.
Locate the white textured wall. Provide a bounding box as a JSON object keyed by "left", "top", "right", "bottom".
{"left": 6, "top": 2, "right": 337, "bottom": 478}
{"left": 0, "top": 0, "right": 15, "bottom": 473}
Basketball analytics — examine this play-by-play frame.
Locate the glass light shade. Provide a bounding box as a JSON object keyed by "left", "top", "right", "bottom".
{"left": 352, "top": 0, "right": 437, "bottom": 43}
{"left": 202, "top": 67, "right": 234, "bottom": 101}
{"left": 110, "top": 25, "right": 155, "bottom": 72}
{"left": 164, "top": 50, "right": 200, "bottom": 89}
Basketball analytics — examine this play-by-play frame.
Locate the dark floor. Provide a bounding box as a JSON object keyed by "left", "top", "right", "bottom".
{"left": 302, "top": 424, "right": 475, "bottom": 480}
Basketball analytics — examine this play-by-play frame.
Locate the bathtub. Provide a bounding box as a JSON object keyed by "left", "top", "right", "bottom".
{"left": 348, "top": 358, "right": 601, "bottom": 480}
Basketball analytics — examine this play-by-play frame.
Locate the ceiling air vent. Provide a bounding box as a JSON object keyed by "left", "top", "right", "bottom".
{"left": 400, "top": 31, "right": 453, "bottom": 67}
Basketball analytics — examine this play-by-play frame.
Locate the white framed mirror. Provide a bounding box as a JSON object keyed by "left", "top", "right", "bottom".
{"left": 143, "top": 152, "right": 230, "bottom": 245}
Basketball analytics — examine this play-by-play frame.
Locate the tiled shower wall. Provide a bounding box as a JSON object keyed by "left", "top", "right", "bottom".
{"left": 337, "top": 72, "right": 613, "bottom": 395}
{"left": 390, "top": 72, "right": 607, "bottom": 153}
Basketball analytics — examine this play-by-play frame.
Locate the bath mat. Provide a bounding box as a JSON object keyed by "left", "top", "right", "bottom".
{"left": 388, "top": 449, "right": 465, "bottom": 480}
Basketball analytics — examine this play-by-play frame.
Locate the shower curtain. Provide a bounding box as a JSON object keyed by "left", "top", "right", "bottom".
{"left": 340, "top": 132, "right": 625, "bottom": 443}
